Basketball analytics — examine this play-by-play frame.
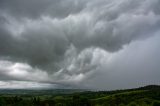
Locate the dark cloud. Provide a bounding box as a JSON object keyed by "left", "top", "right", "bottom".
{"left": 0, "top": 0, "right": 87, "bottom": 19}
{"left": 0, "top": 0, "right": 160, "bottom": 89}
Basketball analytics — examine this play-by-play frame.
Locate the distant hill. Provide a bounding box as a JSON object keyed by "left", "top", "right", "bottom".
{"left": 0, "top": 88, "right": 85, "bottom": 95}
{"left": 138, "top": 85, "right": 160, "bottom": 90}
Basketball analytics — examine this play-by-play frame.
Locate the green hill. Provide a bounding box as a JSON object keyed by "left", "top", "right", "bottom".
{"left": 0, "top": 85, "right": 160, "bottom": 106}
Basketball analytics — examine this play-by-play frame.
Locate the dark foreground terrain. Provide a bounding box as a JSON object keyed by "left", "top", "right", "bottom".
{"left": 0, "top": 85, "right": 160, "bottom": 106}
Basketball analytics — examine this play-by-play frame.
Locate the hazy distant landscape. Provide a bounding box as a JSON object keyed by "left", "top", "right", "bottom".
{"left": 0, "top": 85, "right": 159, "bottom": 106}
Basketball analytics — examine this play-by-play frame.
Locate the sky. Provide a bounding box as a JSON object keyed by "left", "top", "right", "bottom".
{"left": 0, "top": 0, "right": 160, "bottom": 90}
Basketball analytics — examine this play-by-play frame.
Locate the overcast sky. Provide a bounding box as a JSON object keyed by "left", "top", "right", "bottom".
{"left": 0, "top": 0, "right": 160, "bottom": 90}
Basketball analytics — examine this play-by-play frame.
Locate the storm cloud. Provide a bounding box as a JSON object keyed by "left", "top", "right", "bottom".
{"left": 0, "top": 0, "right": 160, "bottom": 89}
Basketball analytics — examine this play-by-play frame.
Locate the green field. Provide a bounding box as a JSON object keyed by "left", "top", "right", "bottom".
{"left": 0, "top": 85, "right": 160, "bottom": 106}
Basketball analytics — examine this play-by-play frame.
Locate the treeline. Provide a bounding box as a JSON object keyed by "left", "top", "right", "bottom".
{"left": 0, "top": 95, "right": 91, "bottom": 106}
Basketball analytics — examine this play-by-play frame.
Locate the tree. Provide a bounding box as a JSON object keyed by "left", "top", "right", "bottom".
{"left": 0, "top": 98, "right": 6, "bottom": 106}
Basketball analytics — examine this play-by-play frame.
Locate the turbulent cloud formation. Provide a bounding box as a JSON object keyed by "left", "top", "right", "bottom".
{"left": 0, "top": 0, "right": 160, "bottom": 89}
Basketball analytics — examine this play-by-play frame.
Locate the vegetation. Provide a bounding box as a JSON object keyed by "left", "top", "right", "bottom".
{"left": 0, "top": 85, "right": 159, "bottom": 106}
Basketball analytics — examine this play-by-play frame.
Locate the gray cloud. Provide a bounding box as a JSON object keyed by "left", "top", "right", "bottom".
{"left": 0, "top": 81, "right": 60, "bottom": 89}
{"left": 84, "top": 33, "right": 160, "bottom": 90}
{"left": 0, "top": 0, "right": 87, "bottom": 19}
{"left": 0, "top": 0, "right": 160, "bottom": 89}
